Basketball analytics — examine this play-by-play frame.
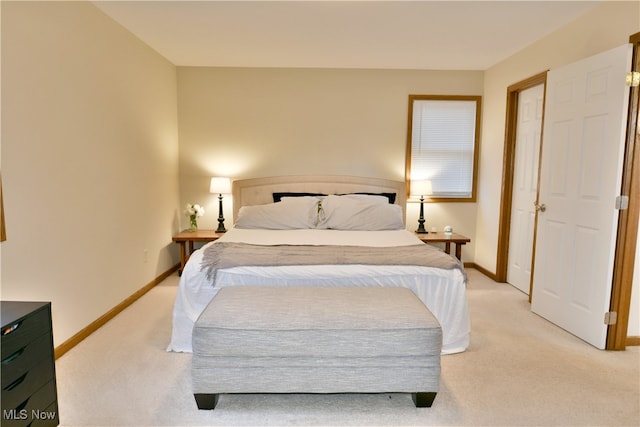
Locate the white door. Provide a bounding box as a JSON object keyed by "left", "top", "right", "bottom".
{"left": 531, "top": 44, "right": 632, "bottom": 349}
{"left": 508, "top": 84, "right": 544, "bottom": 295}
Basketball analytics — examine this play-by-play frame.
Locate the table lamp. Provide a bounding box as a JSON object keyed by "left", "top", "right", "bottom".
{"left": 210, "top": 177, "right": 231, "bottom": 233}
{"left": 412, "top": 180, "right": 433, "bottom": 234}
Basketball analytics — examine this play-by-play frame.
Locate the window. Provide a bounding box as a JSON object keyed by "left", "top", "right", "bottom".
{"left": 406, "top": 95, "right": 481, "bottom": 202}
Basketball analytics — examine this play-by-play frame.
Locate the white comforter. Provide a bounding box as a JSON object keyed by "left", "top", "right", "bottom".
{"left": 167, "top": 228, "right": 470, "bottom": 354}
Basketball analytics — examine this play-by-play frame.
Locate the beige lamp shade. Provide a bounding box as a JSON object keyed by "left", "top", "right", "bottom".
{"left": 411, "top": 180, "right": 433, "bottom": 197}
{"left": 209, "top": 177, "right": 231, "bottom": 194}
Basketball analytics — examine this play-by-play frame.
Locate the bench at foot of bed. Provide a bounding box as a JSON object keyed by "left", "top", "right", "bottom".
{"left": 194, "top": 393, "right": 219, "bottom": 410}
{"left": 192, "top": 286, "right": 442, "bottom": 409}
{"left": 412, "top": 392, "right": 438, "bottom": 407}
{"left": 194, "top": 391, "right": 438, "bottom": 410}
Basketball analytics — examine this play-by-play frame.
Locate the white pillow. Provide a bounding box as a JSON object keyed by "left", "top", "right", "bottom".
{"left": 336, "top": 194, "right": 389, "bottom": 204}
{"left": 317, "top": 195, "right": 404, "bottom": 230}
{"left": 234, "top": 197, "right": 320, "bottom": 229}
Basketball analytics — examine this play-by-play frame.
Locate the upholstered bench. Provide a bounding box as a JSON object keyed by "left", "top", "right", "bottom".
{"left": 192, "top": 286, "right": 442, "bottom": 410}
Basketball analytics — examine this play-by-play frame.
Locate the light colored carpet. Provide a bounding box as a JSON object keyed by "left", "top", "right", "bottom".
{"left": 55, "top": 269, "right": 640, "bottom": 426}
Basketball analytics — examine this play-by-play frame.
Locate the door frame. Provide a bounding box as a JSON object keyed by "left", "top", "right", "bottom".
{"left": 496, "top": 71, "right": 547, "bottom": 295}
{"left": 496, "top": 34, "right": 640, "bottom": 350}
{"left": 607, "top": 32, "right": 640, "bottom": 350}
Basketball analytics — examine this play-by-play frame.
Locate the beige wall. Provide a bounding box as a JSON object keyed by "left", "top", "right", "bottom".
{"left": 477, "top": 1, "right": 639, "bottom": 335}
{"left": 177, "top": 67, "right": 483, "bottom": 258}
{"left": 1, "top": 2, "right": 180, "bottom": 346}
{"left": 2, "top": 0, "right": 637, "bottom": 347}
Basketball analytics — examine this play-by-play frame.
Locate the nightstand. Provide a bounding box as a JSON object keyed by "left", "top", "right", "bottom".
{"left": 1, "top": 301, "right": 59, "bottom": 427}
{"left": 173, "top": 230, "right": 224, "bottom": 275}
{"left": 416, "top": 232, "right": 471, "bottom": 260}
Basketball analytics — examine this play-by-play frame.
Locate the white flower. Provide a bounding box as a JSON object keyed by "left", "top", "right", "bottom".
{"left": 185, "top": 203, "right": 205, "bottom": 217}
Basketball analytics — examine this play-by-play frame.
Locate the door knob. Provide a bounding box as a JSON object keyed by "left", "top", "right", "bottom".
{"left": 534, "top": 203, "right": 547, "bottom": 212}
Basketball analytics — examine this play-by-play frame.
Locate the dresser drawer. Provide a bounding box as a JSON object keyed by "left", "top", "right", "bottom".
{"left": 1, "top": 305, "right": 51, "bottom": 358}
{"left": 2, "top": 332, "right": 53, "bottom": 386}
{"left": 1, "top": 356, "right": 55, "bottom": 411}
{"left": 1, "top": 302, "right": 58, "bottom": 427}
{"left": 1, "top": 380, "right": 58, "bottom": 427}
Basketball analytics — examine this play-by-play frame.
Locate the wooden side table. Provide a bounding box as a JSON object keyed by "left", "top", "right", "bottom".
{"left": 416, "top": 232, "right": 471, "bottom": 260}
{"left": 172, "top": 230, "right": 224, "bottom": 275}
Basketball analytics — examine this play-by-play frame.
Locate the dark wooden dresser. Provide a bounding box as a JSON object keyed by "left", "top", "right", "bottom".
{"left": 1, "top": 301, "right": 59, "bottom": 426}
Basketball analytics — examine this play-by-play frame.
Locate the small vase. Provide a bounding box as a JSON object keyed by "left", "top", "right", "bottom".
{"left": 189, "top": 215, "right": 198, "bottom": 231}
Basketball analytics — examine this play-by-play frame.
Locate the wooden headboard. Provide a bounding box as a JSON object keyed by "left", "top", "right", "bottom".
{"left": 231, "top": 175, "right": 407, "bottom": 223}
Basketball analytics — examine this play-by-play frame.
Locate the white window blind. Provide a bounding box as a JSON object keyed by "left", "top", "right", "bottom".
{"left": 409, "top": 98, "right": 479, "bottom": 199}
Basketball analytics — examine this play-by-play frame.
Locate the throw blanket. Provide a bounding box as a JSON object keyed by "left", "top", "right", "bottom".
{"left": 201, "top": 242, "right": 465, "bottom": 282}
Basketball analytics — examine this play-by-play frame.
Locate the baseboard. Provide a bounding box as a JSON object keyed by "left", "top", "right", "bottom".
{"left": 54, "top": 261, "right": 637, "bottom": 356}
{"left": 54, "top": 264, "right": 179, "bottom": 359}
{"left": 464, "top": 262, "right": 500, "bottom": 281}
{"left": 626, "top": 336, "right": 640, "bottom": 346}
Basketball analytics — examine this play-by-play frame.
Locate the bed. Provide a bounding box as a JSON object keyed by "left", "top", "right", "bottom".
{"left": 167, "top": 175, "right": 470, "bottom": 355}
